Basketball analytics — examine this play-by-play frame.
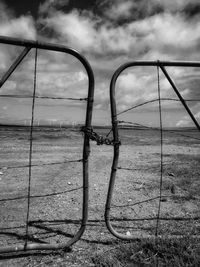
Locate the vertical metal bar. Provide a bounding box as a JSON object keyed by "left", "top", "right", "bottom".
{"left": 160, "top": 65, "right": 200, "bottom": 131}
{"left": 105, "top": 65, "right": 128, "bottom": 240}
{"left": 80, "top": 52, "right": 94, "bottom": 237}
{"left": 0, "top": 47, "right": 31, "bottom": 88}
{"left": 24, "top": 47, "right": 38, "bottom": 250}
{"left": 155, "top": 66, "right": 163, "bottom": 237}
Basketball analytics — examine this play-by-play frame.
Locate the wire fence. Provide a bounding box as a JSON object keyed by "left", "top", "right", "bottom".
{"left": 0, "top": 36, "right": 94, "bottom": 253}
{"left": 105, "top": 60, "right": 200, "bottom": 240}
{"left": 1, "top": 36, "right": 200, "bottom": 256}
{"left": 0, "top": 94, "right": 88, "bottom": 101}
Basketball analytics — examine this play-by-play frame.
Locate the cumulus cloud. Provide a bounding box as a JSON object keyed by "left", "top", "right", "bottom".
{"left": 0, "top": 0, "right": 36, "bottom": 39}
{"left": 176, "top": 101, "right": 200, "bottom": 127}
{"left": 0, "top": 0, "right": 89, "bottom": 105}
{"left": 0, "top": 16, "right": 36, "bottom": 39}
{"left": 152, "top": 0, "right": 200, "bottom": 17}
{"left": 99, "top": 0, "right": 200, "bottom": 24}
{"left": 151, "top": 0, "right": 193, "bottom": 11}
{"left": 103, "top": 0, "right": 135, "bottom": 20}
{"left": 0, "top": 1, "right": 14, "bottom": 21}
{"left": 37, "top": 70, "right": 88, "bottom": 99}
{"left": 41, "top": 10, "right": 97, "bottom": 51}
{"left": 195, "top": 111, "right": 200, "bottom": 119}
{"left": 127, "top": 13, "right": 200, "bottom": 61}
{"left": 39, "top": 4, "right": 200, "bottom": 119}
{"left": 115, "top": 69, "right": 166, "bottom": 112}
{"left": 0, "top": 0, "right": 36, "bottom": 80}
{"left": 176, "top": 117, "right": 190, "bottom": 127}
{"left": 39, "top": 0, "right": 69, "bottom": 15}
{"left": 0, "top": 0, "right": 200, "bottom": 126}
{"left": 176, "top": 111, "right": 200, "bottom": 127}
{"left": 0, "top": 52, "right": 88, "bottom": 101}
{"left": 39, "top": 4, "right": 200, "bottom": 62}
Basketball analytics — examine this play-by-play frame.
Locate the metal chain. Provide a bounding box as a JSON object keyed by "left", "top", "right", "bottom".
{"left": 81, "top": 126, "right": 121, "bottom": 146}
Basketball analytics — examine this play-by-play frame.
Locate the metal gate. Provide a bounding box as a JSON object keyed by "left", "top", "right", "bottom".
{"left": 0, "top": 36, "right": 94, "bottom": 252}
{"left": 105, "top": 61, "right": 200, "bottom": 240}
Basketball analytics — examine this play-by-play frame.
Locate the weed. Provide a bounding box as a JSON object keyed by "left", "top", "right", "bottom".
{"left": 92, "top": 237, "right": 200, "bottom": 267}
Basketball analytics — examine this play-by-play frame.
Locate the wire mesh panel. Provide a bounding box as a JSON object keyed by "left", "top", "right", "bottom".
{"left": 105, "top": 61, "right": 200, "bottom": 240}
{"left": 0, "top": 36, "right": 94, "bottom": 253}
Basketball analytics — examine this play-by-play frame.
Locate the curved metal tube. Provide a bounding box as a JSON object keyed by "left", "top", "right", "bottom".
{"left": 105, "top": 60, "right": 200, "bottom": 240}
{"left": 0, "top": 35, "right": 95, "bottom": 253}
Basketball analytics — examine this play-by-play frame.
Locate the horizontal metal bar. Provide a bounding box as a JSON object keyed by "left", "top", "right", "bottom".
{"left": 0, "top": 229, "right": 84, "bottom": 253}
{"left": 0, "top": 37, "right": 95, "bottom": 109}
{"left": 111, "top": 60, "right": 200, "bottom": 71}
{"left": 0, "top": 35, "right": 89, "bottom": 64}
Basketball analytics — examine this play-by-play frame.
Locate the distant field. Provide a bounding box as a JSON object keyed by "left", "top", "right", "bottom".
{"left": 0, "top": 126, "right": 199, "bottom": 266}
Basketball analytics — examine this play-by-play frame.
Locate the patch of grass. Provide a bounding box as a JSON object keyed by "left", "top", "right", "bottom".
{"left": 139, "top": 152, "right": 200, "bottom": 199}
{"left": 91, "top": 237, "right": 200, "bottom": 267}
{"left": 163, "top": 154, "right": 200, "bottom": 199}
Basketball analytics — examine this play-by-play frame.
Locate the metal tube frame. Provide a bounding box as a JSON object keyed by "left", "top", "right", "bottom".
{"left": 105, "top": 60, "right": 200, "bottom": 240}
{"left": 0, "top": 36, "right": 95, "bottom": 252}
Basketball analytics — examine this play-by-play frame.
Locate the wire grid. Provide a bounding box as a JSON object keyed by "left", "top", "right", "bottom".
{"left": 105, "top": 62, "right": 200, "bottom": 240}
{"left": 0, "top": 37, "right": 94, "bottom": 253}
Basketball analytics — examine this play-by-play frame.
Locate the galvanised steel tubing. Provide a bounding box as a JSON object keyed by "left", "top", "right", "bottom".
{"left": 0, "top": 35, "right": 94, "bottom": 253}
{"left": 0, "top": 47, "right": 31, "bottom": 88}
{"left": 105, "top": 60, "right": 200, "bottom": 240}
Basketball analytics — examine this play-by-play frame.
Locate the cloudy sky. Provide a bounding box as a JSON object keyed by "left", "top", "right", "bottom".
{"left": 0, "top": 0, "right": 200, "bottom": 127}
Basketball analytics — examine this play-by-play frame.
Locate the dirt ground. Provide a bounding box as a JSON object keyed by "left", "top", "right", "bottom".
{"left": 0, "top": 126, "right": 199, "bottom": 266}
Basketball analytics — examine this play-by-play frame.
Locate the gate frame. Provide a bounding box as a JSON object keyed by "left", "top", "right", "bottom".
{"left": 105, "top": 60, "right": 200, "bottom": 240}
{"left": 0, "top": 36, "right": 94, "bottom": 252}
